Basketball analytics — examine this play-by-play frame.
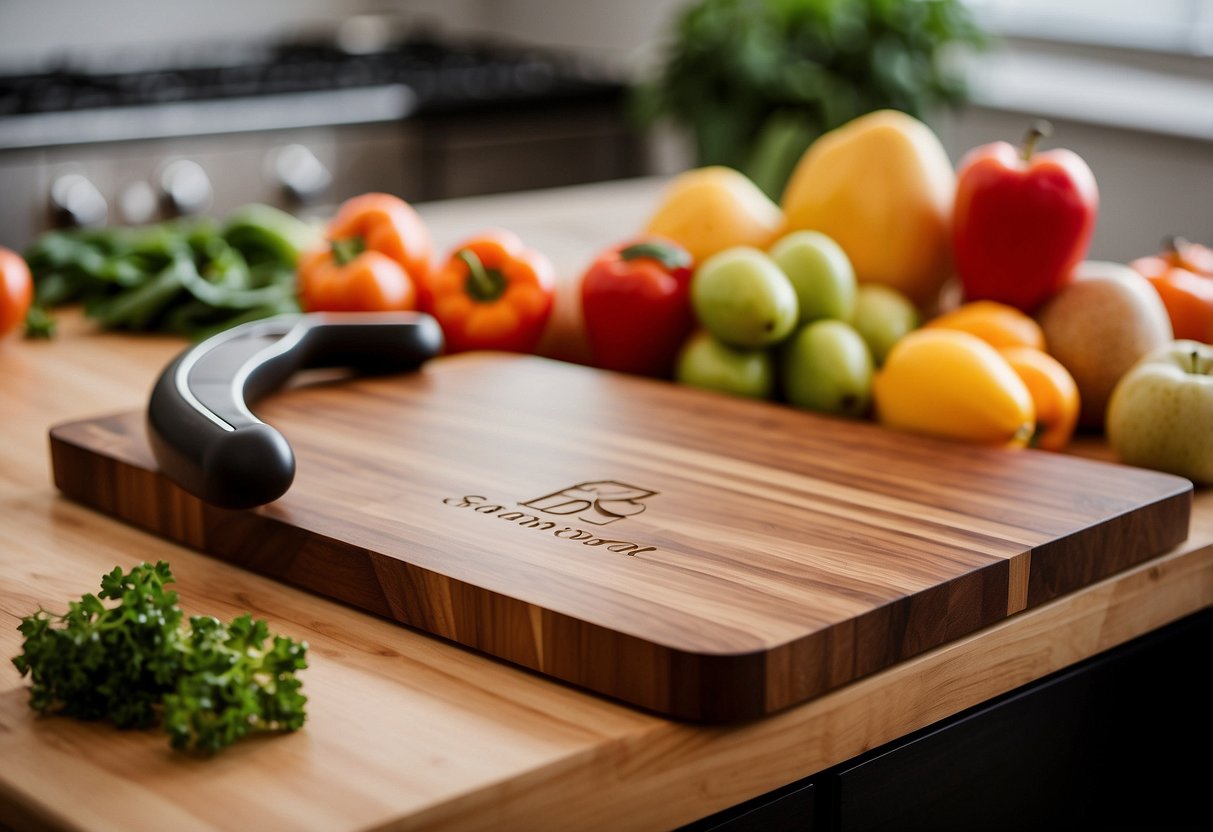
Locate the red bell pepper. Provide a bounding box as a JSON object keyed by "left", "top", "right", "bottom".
{"left": 953, "top": 122, "right": 1099, "bottom": 312}
{"left": 426, "top": 229, "right": 555, "bottom": 353}
{"left": 580, "top": 237, "right": 695, "bottom": 376}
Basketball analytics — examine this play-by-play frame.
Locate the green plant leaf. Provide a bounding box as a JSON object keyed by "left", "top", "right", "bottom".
{"left": 745, "top": 110, "right": 818, "bottom": 199}
{"left": 635, "top": 0, "right": 987, "bottom": 195}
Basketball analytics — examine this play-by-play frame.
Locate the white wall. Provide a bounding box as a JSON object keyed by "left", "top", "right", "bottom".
{"left": 465, "top": 0, "right": 686, "bottom": 71}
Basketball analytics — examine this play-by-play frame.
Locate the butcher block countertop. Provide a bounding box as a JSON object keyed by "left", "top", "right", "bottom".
{"left": 1, "top": 178, "right": 1211, "bottom": 832}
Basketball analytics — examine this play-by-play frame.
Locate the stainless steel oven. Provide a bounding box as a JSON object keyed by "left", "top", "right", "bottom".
{"left": 0, "top": 35, "right": 644, "bottom": 250}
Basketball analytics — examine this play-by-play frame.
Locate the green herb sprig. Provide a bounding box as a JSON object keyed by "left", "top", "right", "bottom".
{"left": 12, "top": 562, "right": 308, "bottom": 754}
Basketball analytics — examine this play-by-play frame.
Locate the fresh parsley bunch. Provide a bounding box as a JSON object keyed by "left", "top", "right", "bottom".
{"left": 12, "top": 562, "right": 308, "bottom": 754}
{"left": 163, "top": 613, "right": 308, "bottom": 754}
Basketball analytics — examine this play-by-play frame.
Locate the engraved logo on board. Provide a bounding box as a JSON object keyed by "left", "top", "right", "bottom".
{"left": 440, "top": 479, "right": 659, "bottom": 557}
{"left": 520, "top": 481, "right": 657, "bottom": 526}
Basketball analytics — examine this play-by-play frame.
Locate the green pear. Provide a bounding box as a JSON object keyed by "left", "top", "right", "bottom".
{"left": 781, "top": 320, "right": 874, "bottom": 417}
{"left": 769, "top": 230, "right": 857, "bottom": 324}
{"left": 691, "top": 246, "right": 799, "bottom": 349}
{"left": 851, "top": 284, "right": 919, "bottom": 366}
{"left": 675, "top": 330, "right": 774, "bottom": 399}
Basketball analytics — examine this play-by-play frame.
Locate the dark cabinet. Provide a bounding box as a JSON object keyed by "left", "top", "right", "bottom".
{"left": 682, "top": 783, "right": 816, "bottom": 832}
{"left": 685, "top": 610, "right": 1213, "bottom": 832}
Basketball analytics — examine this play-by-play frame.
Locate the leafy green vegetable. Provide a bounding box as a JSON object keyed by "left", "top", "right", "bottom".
{"left": 12, "top": 562, "right": 183, "bottom": 729}
{"left": 635, "top": 0, "right": 987, "bottom": 198}
{"left": 22, "top": 204, "right": 321, "bottom": 340}
{"left": 11, "top": 562, "right": 308, "bottom": 754}
{"left": 163, "top": 614, "right": 308, "bottom": 754}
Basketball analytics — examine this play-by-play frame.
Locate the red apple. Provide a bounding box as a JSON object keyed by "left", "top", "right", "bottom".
{"left": 953, "top": 122, "right": 1099, "bottom": 312}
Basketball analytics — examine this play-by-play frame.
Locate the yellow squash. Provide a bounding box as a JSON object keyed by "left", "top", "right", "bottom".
{"left": 780, "top": 110, "right": 955, "bottom": 310}
{"left": 644, "top": 166, "right": 783, "bottom": 263}
{"left": 873, "top": 329, "right": 1035, "bottom": 447}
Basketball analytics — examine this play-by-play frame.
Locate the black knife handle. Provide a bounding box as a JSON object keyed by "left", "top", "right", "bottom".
{"left": 147, "top": 311, "right": 443, "bottom": 509}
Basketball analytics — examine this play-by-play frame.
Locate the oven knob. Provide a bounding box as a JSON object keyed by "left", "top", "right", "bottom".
{"left": 118, "top": 180, "right": 158, "bottom": 225}
{"left": 159, "top": 160, "right": 213, "bottom": 216}
{"left": 269, "top": 144, "right": 331, "bottom": 204}
{"left": 49, "top": 173, "right": 108, "bottom": 228}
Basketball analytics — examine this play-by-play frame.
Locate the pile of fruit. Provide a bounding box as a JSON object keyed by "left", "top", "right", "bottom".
{"left": 2, "top": 109, "right": 1210, "bottom": 485}
{"left": 574, "top": 110, "right": 1211, "bottom": 485}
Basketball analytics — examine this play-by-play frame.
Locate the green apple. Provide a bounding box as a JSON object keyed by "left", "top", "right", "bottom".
{"left": 851, "top": 284, "right": 919, "bottom": 366}
{"left": 692, "top": 246, "right": 798, "bottom": 349}
{"left": 1106, "top": 340, "right": 1213, "bottom": 484}
{"left": 769, "top": 230, "right": 856, "bottom": 324}
{"left": 675, "top": 330, "right": 774, "bottom": 399}
{"left": 781, "top": 320, "right": 873, "bottom": 417}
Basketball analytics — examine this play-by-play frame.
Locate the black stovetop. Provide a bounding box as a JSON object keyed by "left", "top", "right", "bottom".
{"left": 0, "top": 37, "right": 622, "bottom": 118}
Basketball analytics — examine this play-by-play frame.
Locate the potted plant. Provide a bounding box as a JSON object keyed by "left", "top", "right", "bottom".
{"left": 635, "top": 0, "right": 986, "bottom": 198}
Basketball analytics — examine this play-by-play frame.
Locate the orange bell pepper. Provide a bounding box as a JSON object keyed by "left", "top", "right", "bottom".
{"left": 297, "top": 248, "right": 418, "bottom": 312}
{"left": 1130, "top": 237, "right": 1213, "bottom": 343}
{"left": 298, "top": 193, "right": 432, "bottom": 313}
{"left": 999, "top": 346, "right": 1080, "bottom": 451}
{"left": 925, "top": 300, "right": 1046, "bottom": 351}
{"left": 426, "top": 230, "right": 555, "bottom": 353}
{"left": 1146, "top": 235, "right": 1213, "bottom": 276}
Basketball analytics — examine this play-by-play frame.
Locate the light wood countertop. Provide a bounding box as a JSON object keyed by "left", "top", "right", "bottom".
{"left": 1, "top": 177, "right": 1210, "bottom": 832}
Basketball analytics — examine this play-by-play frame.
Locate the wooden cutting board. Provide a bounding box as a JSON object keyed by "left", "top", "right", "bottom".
{"left": 49, "top": 353, "right": 1192, "bottom": 721}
